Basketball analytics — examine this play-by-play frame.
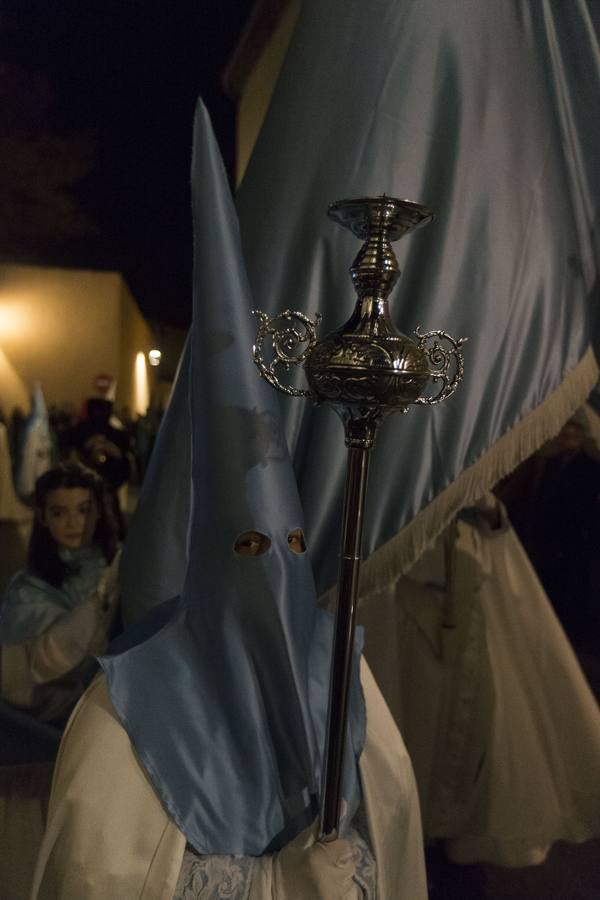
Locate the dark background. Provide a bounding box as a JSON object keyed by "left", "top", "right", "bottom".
{"left": 0, "top": 0, "right": 254, "bottom": 327}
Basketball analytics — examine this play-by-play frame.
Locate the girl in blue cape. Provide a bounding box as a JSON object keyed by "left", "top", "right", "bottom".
{"left": 0, "top": 461, "right": 120, "bottom": 724}
{"left": 30, "top": 103, "right": 427, "bottom": 899}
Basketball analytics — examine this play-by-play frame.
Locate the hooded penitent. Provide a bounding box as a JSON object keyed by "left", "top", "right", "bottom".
{"left": 102, "top": 102, "right": 364, "bottom": 856}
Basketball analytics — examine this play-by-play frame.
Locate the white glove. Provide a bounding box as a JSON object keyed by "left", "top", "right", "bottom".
{"left": 273, "top": 820, "right": 359, "bottom": 900}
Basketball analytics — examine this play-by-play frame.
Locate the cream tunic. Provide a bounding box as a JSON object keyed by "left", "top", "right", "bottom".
{"left": 31, "top": 660, "right": 427, "bottom": 900}
{"left": 360, "top": 498, "right": 600, "bottom": 866}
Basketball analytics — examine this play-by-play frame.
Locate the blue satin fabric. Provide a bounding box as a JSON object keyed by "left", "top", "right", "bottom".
{"left": 15, "top": 382, "right": 53, "bottom": 497}
{"left": 119, "top": 336, "right": 191, "bottom": 626}
{"left": 103, "top": 103, "right": 364, "bottom": 856}
{"left": 235, "top": 0, "right": 600, "bottom": 593}
{"left": 119, "top": 1, "right": 600, "bottom": 608}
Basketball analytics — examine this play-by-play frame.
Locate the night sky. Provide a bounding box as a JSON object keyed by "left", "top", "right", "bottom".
{"left": 0, "top": 0, "right": 254, "bottom": 327}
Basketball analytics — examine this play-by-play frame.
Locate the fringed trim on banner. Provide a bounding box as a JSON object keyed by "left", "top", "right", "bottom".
{"left": 321, "top": 346, "right": 599, "bottom": 607}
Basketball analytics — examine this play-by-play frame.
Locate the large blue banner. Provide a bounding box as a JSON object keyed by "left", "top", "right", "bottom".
{"left": 120, "top": 0, "right": 600, "bottom": 616}
{"left": 236, "top": 0, "right": 600, "bottom": 593}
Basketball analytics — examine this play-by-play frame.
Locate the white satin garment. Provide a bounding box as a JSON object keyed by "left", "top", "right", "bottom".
{"left": 31, "top": 660, "right": 427, "bottom": 900}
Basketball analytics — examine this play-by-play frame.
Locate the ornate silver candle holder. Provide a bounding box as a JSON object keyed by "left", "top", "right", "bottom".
{"left": 252, "top": 195, "right": 466, "bottom": 840}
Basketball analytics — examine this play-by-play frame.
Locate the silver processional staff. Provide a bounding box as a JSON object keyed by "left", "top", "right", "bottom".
{"left": 252, "top": 195, "right": 466, "bottom": 841}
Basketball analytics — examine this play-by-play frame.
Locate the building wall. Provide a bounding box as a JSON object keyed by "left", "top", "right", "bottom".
{"left": 0, "top": 347, "right": 29, "bottom": 414}
{"left": 236, "top": 0, "right": 301, "bottom": 186}
{"left": 0, "top": 263, "right": 155, "bottom": 417}
{"left": 117, "top": 279, "right": 157, "bottom": 416}
{"left": 0, "top": 264, "right": 121, "bottom": 412}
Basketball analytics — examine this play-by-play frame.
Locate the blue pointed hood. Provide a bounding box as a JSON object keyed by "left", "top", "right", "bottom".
{"left": 16, "top": 381, "right": 52, "bottom": 497}
{"left": 102, "top": 101, "right": 364, "bottom": 855}
{"left": 119, "top": 335, "right": 192, "bottom": 625}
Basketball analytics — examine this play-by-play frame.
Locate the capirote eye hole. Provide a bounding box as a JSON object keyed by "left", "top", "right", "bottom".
{"left": 234, "top": 531, "right": 272, "bottom": 557}
{"left": 287, "top": 528, "right": 306, "bottom": 554}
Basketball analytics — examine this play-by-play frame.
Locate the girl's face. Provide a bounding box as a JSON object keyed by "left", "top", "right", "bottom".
{"left": 41, "top": 487, "right": 99, "bottom": 550}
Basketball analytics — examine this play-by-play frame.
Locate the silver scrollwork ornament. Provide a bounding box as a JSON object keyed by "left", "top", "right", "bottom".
{"left": 252, "top": 308, "right": 321, "bottom": 398}
{"left": 414, "top": 326, "right": 468, "bottom": 405}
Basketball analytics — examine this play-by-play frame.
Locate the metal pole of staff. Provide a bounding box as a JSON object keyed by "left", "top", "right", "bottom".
{"left": 319, "top": 442, "right": 370, "bottom": 839}
{"left": 252, "top": 195, "right": 466, "bottom": 841}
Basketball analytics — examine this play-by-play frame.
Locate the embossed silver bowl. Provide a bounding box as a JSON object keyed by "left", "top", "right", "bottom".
{"left": 253, "top": 196, "right": 465, "bottom": 447}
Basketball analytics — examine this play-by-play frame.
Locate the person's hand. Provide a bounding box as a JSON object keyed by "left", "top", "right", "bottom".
{"left": 92, "top": 550, "right": 121, "bottom": 613}
{"left": 92, "top": 574, "right": 118, "bottom": 613}
{"left": 88, "top": 551, "right": 121, "bottom": 655}
{"left": 273, "top": 820, "right": 358, "bottom": 900}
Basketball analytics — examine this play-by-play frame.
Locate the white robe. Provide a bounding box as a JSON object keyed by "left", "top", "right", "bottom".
{"left": 360, "top": 497, "right": 600, "bottom": 867}
{"left": 31, "top": 660, "right": 427, "bottom": 900}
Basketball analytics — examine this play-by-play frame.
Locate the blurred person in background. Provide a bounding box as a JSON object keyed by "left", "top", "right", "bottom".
{"left": 498, "top": 417, "right": 600, "bottom": 643}
{"left": 0, "top": 461, "right": 121, "bottom": 725}
{"left": 48, "top": 404, "right": 78, "bottom": 444}
{"left": 61, "top": 398, "right": 133, "bottom": 538}
{"left": 532, "top": 418, "right": 600, "bottom": 639}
